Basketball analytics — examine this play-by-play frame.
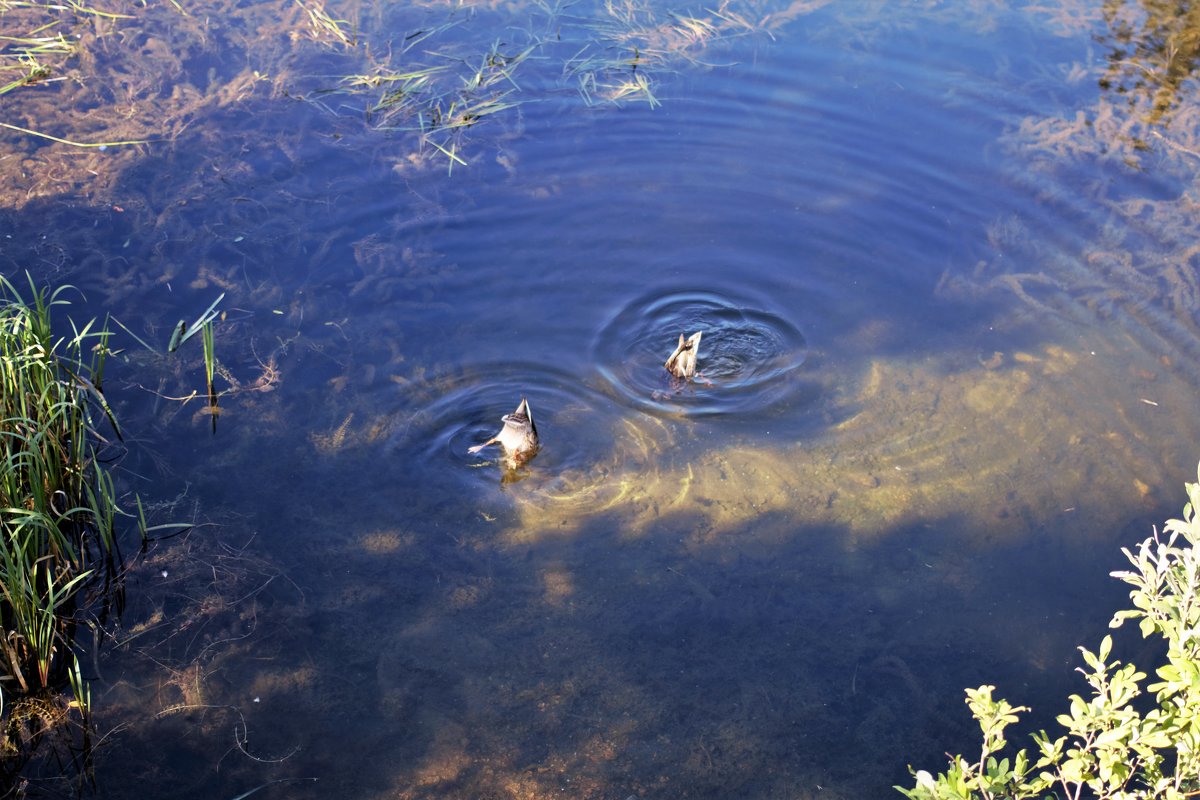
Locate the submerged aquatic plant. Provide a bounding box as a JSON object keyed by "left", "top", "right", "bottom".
{"left": 0, "top": 0, "right": 131, "bottom": 95}
{"left": 0, "top": 275, "right": 132, "bottom": 730}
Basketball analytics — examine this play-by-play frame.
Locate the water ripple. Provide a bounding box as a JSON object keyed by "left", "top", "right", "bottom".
{"left": 593, "top": 288, "right": 814, "bottom": 418}
{"left": 388, "top": 360, "right": 625, "bottom": 486}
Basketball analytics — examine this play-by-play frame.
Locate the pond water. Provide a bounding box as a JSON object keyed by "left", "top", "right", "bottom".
{"left": 4, "top": 0, "right": 1200, "bottom": 797}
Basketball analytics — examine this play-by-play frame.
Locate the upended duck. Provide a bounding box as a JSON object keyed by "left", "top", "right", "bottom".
{"left": 468, "top": 397, "right": 540, "bottom": 468}
{"left": 665, "top": 331, "right": 703, "bottom": 379}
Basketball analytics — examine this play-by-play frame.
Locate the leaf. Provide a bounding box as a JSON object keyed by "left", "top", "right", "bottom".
{"left": 1033, "top": 733, "right": 1065, "bottom": 764}
{"left": 1137, "top": 728, "right": 1174, "bottom": 749}
{"left": 167, "top": 319, "right": 187, "bottom": 352}
{"left": 1059, "top": 756, "right": 1086, "bottom": 784}
{"left": 1109, "top": 609, "right": 1139, "bottom": 628}
{"left": 1156, "top": 664, "right": 1180, "bottom": 682}
{"left": 62, "top": 365, "right": 123, "bottom": 441}
{"left": 110, "top": 315, "right": 159, "bottom": 353}
{"left": 174, "top": 292, "right": 225, "bottom": 350}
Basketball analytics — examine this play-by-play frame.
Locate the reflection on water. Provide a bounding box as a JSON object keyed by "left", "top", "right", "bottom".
{"left": 1099, "top": 1, "right": 1200, "bottom": 135}
{"left": 5, "top": 0, "right": 1200, "bottom": 798}
{"left": 389, "top": 359, "right": 625, "bottom": 491}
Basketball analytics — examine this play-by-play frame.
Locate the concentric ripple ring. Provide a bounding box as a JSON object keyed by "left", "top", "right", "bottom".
{"left": 593, "top": 288, "right": 811, "bottom": 418}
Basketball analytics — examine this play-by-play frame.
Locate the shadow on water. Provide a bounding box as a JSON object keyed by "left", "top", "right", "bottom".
{"left": 5, "top": 0, "right": 1200, "bottom": 798}
{"left": 118, "top": 448, "right": 1145, "bottom": 800}
{"left": 56, "top": 339, "right": 1189, "bottom": 800}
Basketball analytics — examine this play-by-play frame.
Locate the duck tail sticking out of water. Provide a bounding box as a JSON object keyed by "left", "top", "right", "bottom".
{"left": 506, "top": 397, "right": 537, "bottom": 443}
{"left": 468, "top": 396, "right": 540, "bottom": 468}
{"left": 665, "top": 331, "right": 703, "bottom": 379}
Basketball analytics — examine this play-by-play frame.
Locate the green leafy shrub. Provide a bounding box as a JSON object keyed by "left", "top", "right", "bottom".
{"left": 899, "top": 465, "right": 1200, "bottom": 799}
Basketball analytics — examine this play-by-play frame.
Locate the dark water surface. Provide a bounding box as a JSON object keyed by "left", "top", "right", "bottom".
{"left": 4, "top": 0, "right": 1200, "bottom": 797}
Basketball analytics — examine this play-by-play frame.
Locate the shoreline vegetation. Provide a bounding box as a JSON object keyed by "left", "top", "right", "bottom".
{"left": 900, "top": 465, "right": 1200, "bottom": 800}
{"left": 0, "top": 275, "right": 125, "bottom": 760}
{"left": 0, "top": 275, "right": 200, "bottom": 789}
{"left": 0, "top": 271, "right": 232, "bottom": 793}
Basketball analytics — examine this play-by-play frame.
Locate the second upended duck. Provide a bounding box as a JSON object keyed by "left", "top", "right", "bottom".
{"left": 468, "top": 397, "right": 540, "bottom": 468}
{"left": 665, "top": 331, "right": 703, "bottom": 379}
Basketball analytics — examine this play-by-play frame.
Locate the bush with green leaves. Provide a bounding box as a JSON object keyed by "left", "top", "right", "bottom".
{"left": 898, "top": 466, "right": 1200, "bottom": 800}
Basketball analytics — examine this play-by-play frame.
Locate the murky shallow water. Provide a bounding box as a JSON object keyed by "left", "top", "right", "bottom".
{"left": 4, "top": 0, "right": 1200, "bottom": 797}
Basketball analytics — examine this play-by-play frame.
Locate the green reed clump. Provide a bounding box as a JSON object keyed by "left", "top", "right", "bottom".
{"left": 0, "top": 275, "right": 127, "bottom": 720}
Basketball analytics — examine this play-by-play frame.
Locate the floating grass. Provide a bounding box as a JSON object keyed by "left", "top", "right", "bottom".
{"left": 466, "top": 40, "right": 537, "bottom": 92}
{"left": 400, "top": 17, "right": 464, "bottom": 55}
{"left": 0, "top": 274, "right": 134, "bottom": 734}
{"left": 0, "top": 0, "right": 129, "bottom": 89}
{"left": 0, "top": 60, "right": 52, "bottom": 97}
{"left": 345, "top": 65, "right": 448, "bottom": 126}
{"left": 0, "top": 0, "right": 132, "bottom": 20}
{"left": 313, "top": 0, "right": 764, "bottom": 170}
{"left": 609, "top": 70, "right": 660, "bottom": 107}
{"left": 424, "top": 136, "right": 467, "bottom": 175}
{"left": 424, "top": 91, "right": 520, "bottom": 131}
{"left": 332, "top": 37, "right": 538, "bottom": 170}
{"left": 565, "top": 0, "right": 761, "bottom": 107}
{"left": 669, "top": 11, "right": 718, "bottom": 43}
{"left": 569, "top": 47, "right": 662, "bottom": 107}
{"left": 296, "top": 0, "right": 356, "bottom": 47}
